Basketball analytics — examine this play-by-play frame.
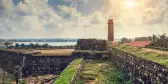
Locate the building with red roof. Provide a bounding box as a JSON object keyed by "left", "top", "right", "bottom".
{"left": 124, "top": 41, "right": 151, "bottom": 47}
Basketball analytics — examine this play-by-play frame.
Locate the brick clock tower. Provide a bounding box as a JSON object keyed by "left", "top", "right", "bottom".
{"left": 108, "top": 19, "right": 114, "bottom": 42}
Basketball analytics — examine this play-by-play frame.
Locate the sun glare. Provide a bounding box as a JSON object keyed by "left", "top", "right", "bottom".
{"left": 127, "top": 1, "right": 135, "bottom": 8}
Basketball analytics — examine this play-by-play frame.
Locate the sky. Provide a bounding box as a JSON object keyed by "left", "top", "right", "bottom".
{"left": 0, "top": 0, "right": 168, "bottom": 39}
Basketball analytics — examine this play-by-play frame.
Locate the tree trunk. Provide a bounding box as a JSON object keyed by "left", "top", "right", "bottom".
{"left": 16, "top": 78, "right": 19, "bottom": 84}
{"left": 2, "top": 70, "right": 5, "bottom": 84}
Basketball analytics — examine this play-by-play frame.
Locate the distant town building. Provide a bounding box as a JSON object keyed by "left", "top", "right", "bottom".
{"left": 123, "top": 41, "right": 151, "bottom": 47}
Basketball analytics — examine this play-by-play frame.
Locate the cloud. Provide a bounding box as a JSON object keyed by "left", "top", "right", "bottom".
{"left": 107, "top": 0, "right": 168, "bottom": 37}
{"left": 0, "top": 0, "right": 168, "bottom": 39}
{"left": 0, "top": 0, "right": 109, "bottom": 39}
{"left": 0, "top": 0, "right": 64, "bottom": 38}
{"left": 0, "top": 0, "right": 13, "bottom": 9}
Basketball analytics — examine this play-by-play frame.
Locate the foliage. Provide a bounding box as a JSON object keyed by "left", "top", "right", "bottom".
{"left": 14, "top": 43, "right": 50, "bottom": 49}
{"left": 15, "top": 43, "right": 20, "bottom": 48}
{"left": 102, "top": 62, "right": 131, "bottom": 84}
{"left": 42, "top": 43, "right": 49, "bottom": 48}
{"left": 4, "top": 41, "right": 13, "bottom": 47}
{"left": 119, "top": 37, "right": 132, "bottom": 44}
{"left": 134, "top": 37, "right": 151, "bottom": 41}
{"left": 20, "top": 43, "right": 25, "bottom": 48}
{"left": 103, "top": 71, "right": 131, "bottom": 84}
{"left": 0, "top": 71, "right": 15, "bottom": 84}
{"left": 54, "top": 58, "right": 82, "bottom": 84}
{"left": 147, "top": 34, "right": 168, "bottom": 48}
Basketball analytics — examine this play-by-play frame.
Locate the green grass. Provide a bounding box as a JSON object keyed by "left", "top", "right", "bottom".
{"left": 146, "top": 46, "right": 168, "bottom": 51}
{"left": 113, "top": 45, "right": 168, "bottom": 66}
{"left": 0, "top": 71, "right": 15, "bottom": 84}
{"left": 54, "top": 58, "right": 83, "bottom": 84}
{"left": 75, "top": 60, "right": 130, "bottom": 84}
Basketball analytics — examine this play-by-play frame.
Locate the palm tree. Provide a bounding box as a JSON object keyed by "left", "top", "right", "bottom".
{"left": 148, "top": 34, "right": 168, "bottom": 49}
{"left": 152, "top": 34, "right": 158, "bottom": 42}
{"left": 159, "top": 33, "right": 167, "bottom": 48}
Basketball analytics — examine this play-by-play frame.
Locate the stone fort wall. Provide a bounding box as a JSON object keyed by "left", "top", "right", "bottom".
{"left": 23, "top": 56, "right": 75, "bottom": 76}
{"left": 0, "top": 50, "right": 23, "bottom": 74}
{"left": 110, "top": 47, "right": 168, "bottom": 84}
{"left": 0, "top": 50, "right": 76, "bottom": 77}
{"left": 76, "top": 39, "right": 107, "bottom": 50}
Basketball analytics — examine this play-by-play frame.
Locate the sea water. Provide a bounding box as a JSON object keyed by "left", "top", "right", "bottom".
{"left": 12, "top": 42, "right": 77, "bottom": 46}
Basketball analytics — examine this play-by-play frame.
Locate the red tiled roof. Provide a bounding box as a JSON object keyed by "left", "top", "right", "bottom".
{"left": 125, "top": 41, "right": 151, "bottom": 47}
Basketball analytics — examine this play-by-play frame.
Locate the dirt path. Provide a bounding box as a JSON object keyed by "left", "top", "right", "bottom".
{"left": 86, "top": 80, "right": 96, "bottom": 84}
{"left": 142, "top": 48, "right": 168, "bottom": 55}
{"left": 23, "top": 74, "right": 57, "bottom": 84}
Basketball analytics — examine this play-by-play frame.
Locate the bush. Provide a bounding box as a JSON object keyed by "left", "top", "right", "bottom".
{"left": 103, "top": 68, "right": 131, "bottom": 84}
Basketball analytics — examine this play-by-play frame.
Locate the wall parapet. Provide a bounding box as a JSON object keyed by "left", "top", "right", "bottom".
{"left": 110, "top": 47, "right": 168, "bottom": 84}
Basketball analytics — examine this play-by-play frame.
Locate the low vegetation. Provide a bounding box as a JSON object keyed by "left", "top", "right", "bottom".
{"left": 54, "top": 58, "right": 83, "bottom": 84}
{"left": 75, "top": 60, "right": 130, "bottom": 84}
{"left": 119, "top": 37, "right": 132, "bottom": 44}
{"left": 7, "top": 43, "right": 75, "bottom": 49}
{"left": 118, "top": 34, "right": 168, "bottom": 50}
{"left": 13, "top": 43, "right": 50, "bottom": 49}
{"left": 0, "top": 70, "right": 15, "bottom": 84}
{"left": 113, "top": 45, "right": 168, "bottom": 66}
{"left": 145, "top": 46, "right": 168, "bottom": 51}
{"left": 147, "top": 34, "right": 168, "bottom": 49}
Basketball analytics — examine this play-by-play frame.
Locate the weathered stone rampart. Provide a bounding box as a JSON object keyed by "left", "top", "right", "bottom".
{"left": 24, "top": 56, "right": 75, "bottom": 76}
{"left": 76, "top": 39, "right": 107, "bottom": 50}
{"left": 110, "top": 47, "right": 168, "bottom": 84}
{"left": 0, "top": 50, "right": 23, "bottom": 74}
{"left": 0, "top": 50, "right": 76, "bottom": 78}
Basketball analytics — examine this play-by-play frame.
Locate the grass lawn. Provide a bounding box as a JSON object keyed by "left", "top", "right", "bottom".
{"left": 33, "top": 49, "right": 74, "bottom": 56}
{"left": 113, "top": 45, "right": 168, "bottom": 66}
{"left": 54, "top": 58, "right": 83, "bottom": 84}
{"left": 146, "top": 46, "right": 168, "bottom": 51}
{"left": 2, "top": 49, "right": 74, "bottom": 56}
{"left": 75, "top": 60, "right": 130, "bottom": 84}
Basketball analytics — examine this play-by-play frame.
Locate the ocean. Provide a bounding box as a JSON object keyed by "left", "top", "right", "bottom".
{"left": 12, "top": 42, "right": 77, "bottom": 46}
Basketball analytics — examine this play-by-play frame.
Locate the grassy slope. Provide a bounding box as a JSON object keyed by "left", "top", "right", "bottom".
{"left": 146, "top": 46, "right": 168, "bottom": 51}
{"left": 113, "top": 45, "right": 168, "bottom": 66}
{"left": 76, "top": 60, "right": 130, "bottom": 84}
{"left": 54, "top": 58, "right": 82, "bottom": 84}
{"left": 73, "top": 50, "right": 109, "bottom": 54}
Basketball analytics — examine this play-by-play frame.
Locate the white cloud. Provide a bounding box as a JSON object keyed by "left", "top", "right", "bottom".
{"left": 0, "top": 0, "right": 13, "bottom": 9}
{"left": 0, "top": 0, "right": 168, "bottom": 39}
